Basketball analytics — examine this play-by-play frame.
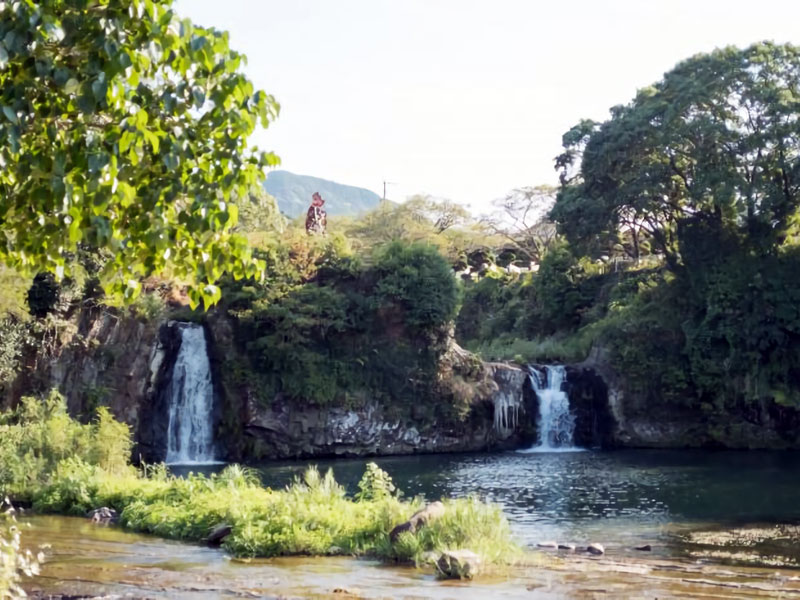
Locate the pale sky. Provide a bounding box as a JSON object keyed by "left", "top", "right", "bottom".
{"left": 175, "top": 0, "right": 800, "bottom": 213}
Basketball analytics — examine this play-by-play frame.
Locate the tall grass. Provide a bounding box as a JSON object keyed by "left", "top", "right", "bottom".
{"left": 0, "top": 391, "right": 134, "bottom": 500}
{"left": 29, "top": 461, "right": 521, "bottom": 565}
{"left": 2, "top": 391, "right": 523, "bottom": 567}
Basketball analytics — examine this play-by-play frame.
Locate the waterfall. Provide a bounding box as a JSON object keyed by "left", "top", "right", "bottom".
{"left": 493, "top": 390, "right": 520, "bottom": 434}
{"left": 519, "top": 365, "right": 582, "bottom": 453}
{"left": 165, "top": 324, "right": 217, "bottom": 464}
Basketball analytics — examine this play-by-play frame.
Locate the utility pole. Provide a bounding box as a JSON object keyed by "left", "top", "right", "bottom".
{"left": 382, "top": 180, "right": 395, "bottom": 203}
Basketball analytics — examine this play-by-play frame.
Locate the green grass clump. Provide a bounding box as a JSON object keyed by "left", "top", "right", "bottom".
{"left": 31, "top": 461, "right": 522, "bottom": 565}
{"left": 2, "top": 392, "right": 523, "bottom": 567}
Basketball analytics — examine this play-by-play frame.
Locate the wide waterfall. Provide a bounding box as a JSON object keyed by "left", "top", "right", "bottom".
{"left": 519, "top": 365, "right": 581, "bottom": 453}
{"left": 165, "top": 324, "right": 217, "bottom": 464}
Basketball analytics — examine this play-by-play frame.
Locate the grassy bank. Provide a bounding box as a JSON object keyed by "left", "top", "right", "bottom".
{"left": 1, "top": 391, "right": 522, "bottom": 567}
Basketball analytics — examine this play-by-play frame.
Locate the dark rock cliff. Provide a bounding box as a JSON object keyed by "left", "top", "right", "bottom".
{"left": 23, "top": 305, "right": 800, "bottom": 455}
{"left": 219, "top": 327, "right": 533, "bottom": 460}
{"left": 577, "top": 346, "right": 800, "bottom": 449}
{"left": 9, "top": 308, "right": 535, "bottom": 461}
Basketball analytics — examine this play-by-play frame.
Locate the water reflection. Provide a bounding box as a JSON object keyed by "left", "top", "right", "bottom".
{"left": 173, "top": 449, "right": 800, "bottom": 549}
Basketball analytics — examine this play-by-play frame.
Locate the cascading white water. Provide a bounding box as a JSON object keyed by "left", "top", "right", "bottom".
{"left": 165, "top": 324, "right": 217, "bottom": 464}
{"left": 518, "top": 365, "right": 582, "bottom": 453}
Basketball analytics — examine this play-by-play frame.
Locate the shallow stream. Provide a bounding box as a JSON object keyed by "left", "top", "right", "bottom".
{"left": 24, "top": 449, "right": 800, "bottom": 598}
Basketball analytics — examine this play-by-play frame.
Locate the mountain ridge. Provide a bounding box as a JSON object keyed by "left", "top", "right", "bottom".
{"left": 263, "top": 170, "right": 382, "bottom": 218}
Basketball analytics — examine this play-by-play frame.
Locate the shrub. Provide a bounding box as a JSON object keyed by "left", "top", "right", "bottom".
{"left": 370, "top": 241, "right": 459, "bottom": 331}
{"left": 2, "top": 399, "right": 522, "bottom": 567}
{"left": 0, "top": 390, "right": 133, "bottom": 499}
{"left": 26, "top": 273, "right": 60, "bottom": 318}
{"left": 0, "top": 318, "right": 31, "bottom": 392}
{"left": 91, "top": 407, "right": 133, "bottom": 475}
{"left": 355, "top": 462, "right": 397, "bottom": 501}
{"left": 129, "top": 292, "right": 166, "bottom": 322}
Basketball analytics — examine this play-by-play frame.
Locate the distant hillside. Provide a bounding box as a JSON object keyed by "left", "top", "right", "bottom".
{"left": 263, "top": 171, "right": 381, "bottom": 219}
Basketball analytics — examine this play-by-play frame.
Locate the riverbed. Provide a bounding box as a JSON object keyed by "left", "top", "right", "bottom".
{"left": 23, "top": 449, "right": 800, "bottom": 598}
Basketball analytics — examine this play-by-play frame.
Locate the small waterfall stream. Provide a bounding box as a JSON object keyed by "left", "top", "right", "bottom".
{"left": 165, "top": 324, "right": 217, "bottom": 464}
{"left": 519, "top": 365, "right": 582, "bottom": 453}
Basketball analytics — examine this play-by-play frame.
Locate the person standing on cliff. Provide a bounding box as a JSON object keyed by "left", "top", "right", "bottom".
{"left": 305, "top": 192, "right": 327, "bottom": 235}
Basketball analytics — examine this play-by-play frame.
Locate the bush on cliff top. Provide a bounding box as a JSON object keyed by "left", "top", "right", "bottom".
{"left": 230, "top": 239, "right": 462, "bottom": 413}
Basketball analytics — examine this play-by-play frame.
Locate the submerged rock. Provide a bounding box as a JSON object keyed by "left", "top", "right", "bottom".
{"left": 332, "top": 587, "right": 363, "bottom": 596}
{"left": 87, "top": 507, "right": 119, "bottom": 524}
{"left": 390, "top": 501, "right": 446, "bottom": 541}
{"left": 586, "top": 543, "right": 605, "bottom": 555}
{"left": 558, "top": 543, "right": 576, "bottom": 551}
{"left": 436, "top": 549, "right": 482, "bottom": 579}
{"left": 635, "top": 544, "right": 652, "bottom": 551}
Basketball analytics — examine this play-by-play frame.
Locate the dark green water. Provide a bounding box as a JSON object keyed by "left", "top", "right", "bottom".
{"left": 176, "top": 449, "right": 800, "bottom": 550}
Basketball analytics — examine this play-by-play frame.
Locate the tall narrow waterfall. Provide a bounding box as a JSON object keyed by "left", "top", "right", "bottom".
{"left": 166, "top": 324, "right": 217, "bottom": 464}
{"left": 519, "top": 365, "right": 581, "bottom": 453}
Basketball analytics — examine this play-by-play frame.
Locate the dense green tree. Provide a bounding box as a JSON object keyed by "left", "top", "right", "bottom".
{"left": 552, "top": 42, "right": 800, "bottom": 268}
{"left": 371, "top": 241, "right": 460, "bottom": 330}
{"left": 0, "top": 0, "right": 280, "bottom": 307}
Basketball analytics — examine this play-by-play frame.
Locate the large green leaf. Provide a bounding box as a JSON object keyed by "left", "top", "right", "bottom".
{"left": 0, "top": 0, "right": 281, "bottom": 308}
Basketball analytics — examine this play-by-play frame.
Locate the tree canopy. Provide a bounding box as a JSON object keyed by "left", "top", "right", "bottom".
{"left": 0, "top": 0, "right": 280, "bottom": 307}
{"left": 552, "top": 42, "right": 800, "bottom": 268}
{"left": 481, "top": 186, "right": 558, "bottom": 263}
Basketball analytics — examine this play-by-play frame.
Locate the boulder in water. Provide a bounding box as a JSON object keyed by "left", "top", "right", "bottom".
{"left": 390, "top": 501, "right": 446, "bottom": 541}
{"left": 436, "top": 549, "right": 482, "bottom": 579}
{"left": 586, "top": 543, "right": 605, "bottom": 555}
{"left": 2, "top": 496, "right": 15, "bottom": 515}
{"left": 207, "top": 523, "right": 232, "bottom": 546}
{"left": 634, "top": 544, "right": 652, "bottom": 551}
{"left": 536, "top": 541, "right": 558, "bottom": 549}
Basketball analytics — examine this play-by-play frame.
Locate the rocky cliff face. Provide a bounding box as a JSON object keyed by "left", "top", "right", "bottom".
{"left": 243, "top": 396, "right": 491, "bottom": 458}
{"left": 6, "top": 309, "right": 207, "bottom": 462}
{"left": 576, "top": 346, "right": 800, "bottom": 449}
{"left": 16, "top": 307, "right": 162, "bottom": 436}
{"left": 231, "top": 346, "right": 532, "bottom": 460}
{"left": 563, "top": 365, "right": 616, "bottom": 449}
{"left": 21, "top": 305, "right": 800, "bottom": 455}
{"left": 9, "top": 307, "right": 535, "bottom": 461}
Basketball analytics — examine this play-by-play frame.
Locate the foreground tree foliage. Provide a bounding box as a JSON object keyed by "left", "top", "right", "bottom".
{"left": 0, "top": 0, "right": 280, "bottom": 307}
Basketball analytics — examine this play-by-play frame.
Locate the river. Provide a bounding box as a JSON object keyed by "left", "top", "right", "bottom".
{"left": 23, "top": 449, "right": 800, "bottom": 598}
